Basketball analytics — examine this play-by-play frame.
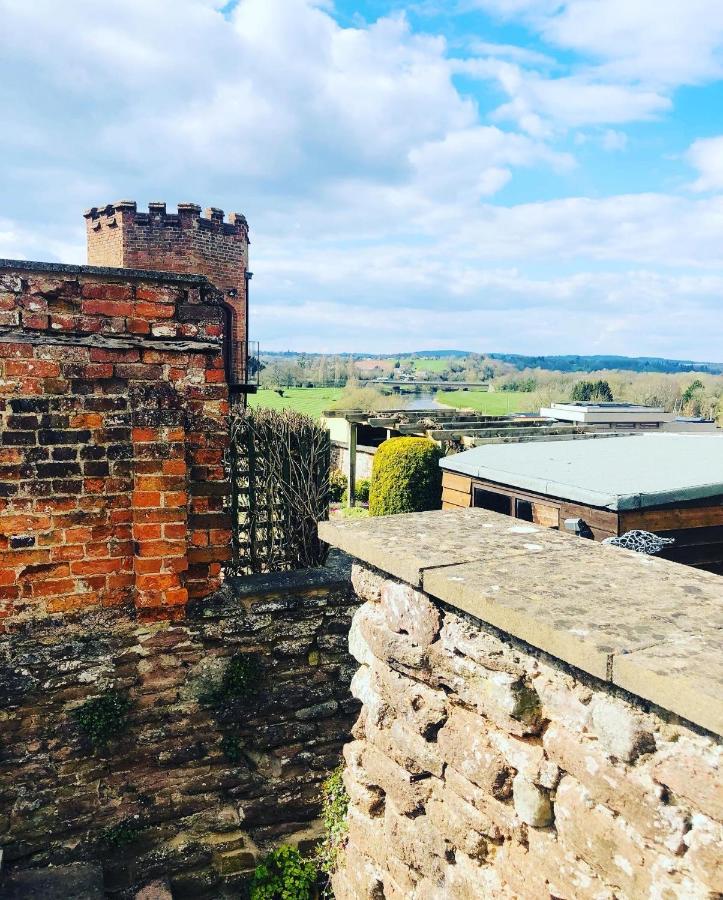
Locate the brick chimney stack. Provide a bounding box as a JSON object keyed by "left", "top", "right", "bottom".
{"left": 84, "top": 201, "right": 250, "bottom": 382}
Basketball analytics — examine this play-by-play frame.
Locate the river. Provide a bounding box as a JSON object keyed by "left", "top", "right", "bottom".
{"left": 399, "top": 391, "right": 447, "bottom": 410}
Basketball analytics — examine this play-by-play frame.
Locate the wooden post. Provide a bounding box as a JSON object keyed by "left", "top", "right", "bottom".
{"left": 347, "top": 421, "right": 357, "bottom": 508}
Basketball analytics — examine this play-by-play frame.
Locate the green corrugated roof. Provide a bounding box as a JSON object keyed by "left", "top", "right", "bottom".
{"left": 440, "top": 433, "right": 723, "bottom": 510}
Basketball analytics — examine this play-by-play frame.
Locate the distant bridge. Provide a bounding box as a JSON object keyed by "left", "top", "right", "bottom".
{"left": 361, "top": 379, "right": 489, "bottom": 391}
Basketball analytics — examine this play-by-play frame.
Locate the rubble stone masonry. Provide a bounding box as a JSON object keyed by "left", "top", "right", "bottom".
{"left": 319, "top": 509, "right": 723, "bottom": 900}
{"left": 0, "top": 563, "right": 359, "bottom": 898}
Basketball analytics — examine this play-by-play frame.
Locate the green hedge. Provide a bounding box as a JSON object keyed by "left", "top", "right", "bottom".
{"left": 369, "top": 437, "right": 443, "bottom": 516}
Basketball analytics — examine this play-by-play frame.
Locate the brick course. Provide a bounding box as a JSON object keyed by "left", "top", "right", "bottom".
{"left": 0, "top": 262, "right": 230, "bottom": 624}
{"left": 84, "top": 203, "right": 249, "bottom": 382}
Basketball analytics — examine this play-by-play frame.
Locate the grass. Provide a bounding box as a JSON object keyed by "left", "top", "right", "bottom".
{"left": 400, "top": 356, "right": 452, "bottom": 374}
{"left": 331, "top": 506, "right": 370, "bottom": 519}
{"left": 249, "top": 387, "right": 344, "bottom": 419}
{"left": 435, "top": 390, "right": 535, "bottom": 415}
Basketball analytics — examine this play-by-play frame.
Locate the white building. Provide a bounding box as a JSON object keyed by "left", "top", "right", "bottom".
{"left": 539, "top": 402, "right": 718, "bottom": 432}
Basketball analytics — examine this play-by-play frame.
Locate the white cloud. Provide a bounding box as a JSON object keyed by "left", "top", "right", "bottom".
{"left": 468, "top": 40, "right": 554, "bottom": 67}
{"left": 472, "top": 0, "right": 723, "bottom": 87}
{"left": 0, "top": 0, "right": 721, "bottom": 359}
{"left": 601, "top": 129, "right": 628, "bottom": 152}
{"left": 688, "top": 135, "right": 723, "bottom": 192}
{"left": 462, "top": 0, "right": 723, "bottom": 138}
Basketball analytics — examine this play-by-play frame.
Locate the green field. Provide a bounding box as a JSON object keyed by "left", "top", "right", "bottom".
{"left": 251, "top": 386, "right": 535, "bottom": 418}
{"left": 249, "top": 387, "right": 344, "bottom": 419}
{"left": 400, "top": 356, "right": 452, "bottom": 374}
{"left": 435, "top": 390, "right": 534, "bottom": 415}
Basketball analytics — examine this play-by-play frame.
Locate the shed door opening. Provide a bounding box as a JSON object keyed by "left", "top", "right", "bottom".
{"left": 472, "top": 487, "right": 511, "bottom": 516}
{"left": 515, "top": 499, "right": 534, "bottom": 521}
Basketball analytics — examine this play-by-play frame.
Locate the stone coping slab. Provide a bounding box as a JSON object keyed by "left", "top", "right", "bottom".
{"left": 319, "top": 509, "right": 723, "bottom": 735}
{"left": 0, "top": 257, "right": 209, "bottom": 285}
{"left": 318, "top": 509, "right": 582, "bottom": 587}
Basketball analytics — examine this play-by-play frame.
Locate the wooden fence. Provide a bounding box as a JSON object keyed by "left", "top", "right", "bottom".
{"left": 227, "top": 407, "right": 331, "bottom": 574}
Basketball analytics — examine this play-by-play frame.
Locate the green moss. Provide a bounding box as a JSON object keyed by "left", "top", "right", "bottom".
{"left": 201, "top": 654, "right": 262, "bottom": 763}
{"left": 74, "top": 690, "right": 131, "bottom": 749}
{"left": 250, "top": 846, "right": 318, "bottom": 900}
{"left": 202, "top": 653, "right": 262, "bottom": 708}
{"left": 101, "top": 817, "right": 145, "bottom": 848}
{"left": 220, "top": 734, "right": 243, "bottom": 763}
{"left": 369, "top": 437, "right": 443, "bottom": 517}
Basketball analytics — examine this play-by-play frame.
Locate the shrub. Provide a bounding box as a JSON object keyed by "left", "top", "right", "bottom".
{"left": 329, "top": 469, "right": 347, "bottom": 503}
{"left": 355, "top": 478, "right": 371, "bottom": 503}
{"left": 340, "top": 477, "right": 371, "bottom": 505}
{"left": 316, "top": 767, "right": 349, "bottom": 893}
{"left": 369, "top": 437, "right": 443, "bottom": 517}
{"left": 74, "top": 691, "right": 132, "bottom": 749}
{"left": 250, "top": 846, "right": 318, "bottom": 900}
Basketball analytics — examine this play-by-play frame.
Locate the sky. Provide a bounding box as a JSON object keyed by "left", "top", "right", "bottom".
{"left": 1, "top": 0, "right": 723, "bottom": 359}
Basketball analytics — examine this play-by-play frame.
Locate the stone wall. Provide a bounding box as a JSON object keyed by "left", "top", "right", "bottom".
{"left": 0, "top": 260, "right": 230, "bottom": 624}
{"left": 331, "top": 441, "right": 376, "bottom": 481}
{"left": 0, "top": 560, "right": 359, "bottom": 898}
{"left": 320, "top": 509, "right": 723, "bottom": 900}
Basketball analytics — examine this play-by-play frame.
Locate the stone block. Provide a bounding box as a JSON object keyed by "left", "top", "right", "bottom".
{"left": 360, "top": 606, "right": 430, "bottom": 672}
{"left": 333, "top": 846, "right": 385, "bottom": 900}
{"left": 589, "top": 695, "right": 655, "bottom": 762}
{"left": 370, "top": 663, "right": 447, "bottom": 736}
{"left": 350, "top": 665, "right": 390, "bottom": 729}
{"left": 554, "top": 776, "right": 695, "bottom": 898}
{"left": 426, "top": 786, "right": 488, "bottom": 859}
{"left": 366, "top": 718, "right": 444, "bottom": 777}
{"left": 135, "top": 880, "right": 173, "bottom": 900}
{"left": 361, "top": 742, "right": 435, "bottom": 815}
{"left": 444, "top": 766, "right": 524, "bottom": 841}
{"left": 383, "top": 805, "right": 446, "bottom": 882}
{"left": 511, "top": 773, "right": 553, "bottom": 827}
{"left": 380, "top": 580, "right": 440, "bottom": 647}
{"left": 536, "top": 672, "right": 593, "bottom": 732}
{"left": 1, "top": 864, "right": 105, "bottom": 900}
{"left": 437, "top": 706, "right": 513, "bottom": 797}
{"left": 544, "top": 723, "right": 687, "bottom": 848}
{"left": 438, "top": 611, "right": 527, "bottom": 677}
{"left": 346, "top": 807, "right": 387, "bottom": 870}
{"left": 343, "top": 768, "right": 385, "bottom": 818}
{"left": 351, "top": 563, "right": 386, "bottom": 603}
{"left": 652, "top": 740, "right": 723, "bottom": 824}
{"left": 349, "top": 604, "right": 377, "bottom": 667}
{"left": 685, "top": 814, "right": 723, "bottom": 893}
{"left": 428, "top": 641, "right": 541, "bottom": 736}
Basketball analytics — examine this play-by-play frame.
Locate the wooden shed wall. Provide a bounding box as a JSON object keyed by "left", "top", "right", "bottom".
{"left": 441, "top": 471, "right": 723, "bottom": 573}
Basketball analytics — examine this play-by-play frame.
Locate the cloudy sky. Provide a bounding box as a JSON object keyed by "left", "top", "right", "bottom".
{"left": 1, "top": 0, "right": 723, "bottom": 359}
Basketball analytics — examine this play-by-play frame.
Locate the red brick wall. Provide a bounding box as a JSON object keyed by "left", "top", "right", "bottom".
{"left": 84, "top": 202, "right": 249, "bottom": 377}
{"left": 0, "top": 261, "right": 231, "bottom": 627}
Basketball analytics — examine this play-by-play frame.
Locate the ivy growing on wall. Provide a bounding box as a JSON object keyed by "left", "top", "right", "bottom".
{"left": 249, "top": 846, "right": 318, "bottom": 900}
{"left": 200, "top": 653, "right": 263, "bottom": 762}
{"left": 100, "top": 816, "right": 145, "bottom": 849}
{"left": 316, "top": 766, "right": 350, "bottom": 896}
{"left": 74, "top": 690, "right": 132, "bottom": 750}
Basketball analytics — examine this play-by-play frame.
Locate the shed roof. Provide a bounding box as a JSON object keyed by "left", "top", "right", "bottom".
{"left": 440, "top": 433, "right": 723, "bottom": 510}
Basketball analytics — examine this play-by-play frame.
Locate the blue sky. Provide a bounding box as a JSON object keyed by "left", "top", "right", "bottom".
{"left": 1, "top": 0, "right": 723, "bottom": 359}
